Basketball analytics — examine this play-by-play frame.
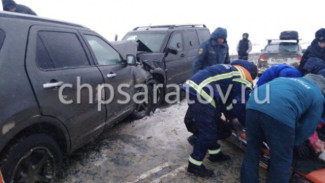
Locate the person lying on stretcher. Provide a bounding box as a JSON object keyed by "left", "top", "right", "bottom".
{"left": 295, "top": 121, "right": 325, "bottom": 163}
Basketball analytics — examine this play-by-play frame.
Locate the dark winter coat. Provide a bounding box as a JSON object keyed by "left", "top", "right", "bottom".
{"left": 299, "top": 40, "right": 325, "bottom": 74}
{"left": 184, "top": 61, "right": 255, "bottom": 123}
{"left": 238, "top": 39, "right": 249, "bottom": 56}
{"left": 303, "top": 57, "right": 325, "bottom": 77}
{"left": 192, "top": 27, "right": 230, "bottom": 74}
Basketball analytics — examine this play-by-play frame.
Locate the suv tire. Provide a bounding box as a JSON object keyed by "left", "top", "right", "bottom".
{"left": 151, "top": 79, "right": 164, "bottom": 112}
{"left": 131, "top": 80, "right": 155, "bottom": 119}
{"left": 1, "top": 134, "right": 63, "bottom": 183}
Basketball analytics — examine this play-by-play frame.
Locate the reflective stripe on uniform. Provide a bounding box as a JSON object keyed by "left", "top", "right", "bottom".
{"left": 198, "top": 71, "right": 240, "bottom": 89}
{"left": 188, "top": 156, "right": 202, "bottom": 166}
{"left": 234, "top": 65, "right": 246, "bottom": 79}
{"left": 208, "top": 148, "right": 221, "bottom": 155}
{"left": 233, "top": 65, "right": 254, "bottom": 85}
{"left": 226, "top": 103, "right": 233, "bottom": 111}
{"left": 232, "top": 78, "right": 253, "bottom": 90}
{"left": 186, "top": 80, "right": 216, "bottom": 108}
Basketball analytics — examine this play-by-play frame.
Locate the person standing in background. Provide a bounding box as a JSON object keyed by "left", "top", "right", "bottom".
{"left": 192, "top": 27, "right": 230, "bottom": 74}
{"left": 237, "top": 33, "right": 252, "bottom": 60}
{"left": 298, "top": 28, "right": 325, "bottom": 74}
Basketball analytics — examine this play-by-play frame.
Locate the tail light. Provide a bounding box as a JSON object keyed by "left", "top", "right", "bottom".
{"left": 297, "top": 56, "right": 302, "bottom": 62}
{"left": 259, "top": 55, "right": 267, "bottom": 62}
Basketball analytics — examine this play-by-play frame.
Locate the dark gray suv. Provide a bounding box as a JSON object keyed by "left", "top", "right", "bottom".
{"left": 0, "top": 12, "right": 152, "bottom": 182}
{"left": 122, "top": 25, "right": 210, "bottom": 103}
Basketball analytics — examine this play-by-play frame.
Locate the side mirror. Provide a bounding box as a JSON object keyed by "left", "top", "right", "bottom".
{"left": 126, "top": 54, "right": 136, "bottom": 65}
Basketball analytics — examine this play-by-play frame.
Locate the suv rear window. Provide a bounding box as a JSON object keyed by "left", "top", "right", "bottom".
{"left": 265, "top": 43, "right": 298, "bottom": 53}
{"left": 197, "top": 29, "right": 210, "bottom": 43}
{"left": 37, "top": 31, "right": 90, "bottom": 69}
{"left": 0, "top": 29, "right": 5, "bottom": 51}
{"left": 184, "top": 31, "right": 199, "bottom": 49}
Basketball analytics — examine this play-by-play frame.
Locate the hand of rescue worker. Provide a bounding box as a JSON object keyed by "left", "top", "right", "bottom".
{"left": 315, "top": 140, "right": 325, "bottom": 153}
{"left": 231, "top": 118, "right": 245, "bottom": 134}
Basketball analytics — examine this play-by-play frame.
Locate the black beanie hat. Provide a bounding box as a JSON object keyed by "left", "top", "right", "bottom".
{"left": 243, "top": 33, "right": 249, "bottom": 38}
{"left": 315, "top": 28, "right": 325, "bottom": 42}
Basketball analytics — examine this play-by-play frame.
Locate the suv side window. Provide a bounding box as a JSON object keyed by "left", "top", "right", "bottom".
{"left": 37, "top": 31, "right": 90, "bottom": 70}
{"left": 0, "top": 29, "right": 5, "bottom": 50}
{"left": 168, "top": 32, "right": 183, "bottom": 51}
{"left": 197, "top": 29, "right": 210, "bottom": 43}
{"left": 85, "top": 35, "right": 122, "bottom": 66}
{"left": 184, "top": 31, "right": 199, "bottom": 50}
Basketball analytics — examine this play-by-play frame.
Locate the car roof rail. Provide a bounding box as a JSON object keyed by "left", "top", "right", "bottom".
{"left": 0, "top": 11, "right": 85, "bottom": 28}
{"left": 133, "top": 24, "right": 207, "bottom": 30}
{"left": 267, "top": 39, "right": 300, "bottom": 45}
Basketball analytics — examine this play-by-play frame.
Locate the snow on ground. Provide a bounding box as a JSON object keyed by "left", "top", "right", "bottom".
{"left": 60, "top": 100, "right": 267, "bottom": 183}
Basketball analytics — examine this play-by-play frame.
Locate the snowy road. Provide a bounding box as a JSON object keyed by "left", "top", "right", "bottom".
{"left": 60, "top": 100, "right": 267, "bottom": 183}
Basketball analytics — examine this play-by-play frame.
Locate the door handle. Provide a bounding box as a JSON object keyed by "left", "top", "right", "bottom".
{"left": 107, "top": 73, "right": 117, "bottom": 78}
{"left": 43, "top": 81, "right": 64, "bottom": 89}
{"left": 180, "top": 53, "right": 185, "bottom": 57}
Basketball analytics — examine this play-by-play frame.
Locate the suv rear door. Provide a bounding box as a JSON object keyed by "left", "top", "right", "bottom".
{"left": 183, "top": 30, "right": 200, "bottom": 79}
{"left": 164, "top": 31, "right": 187, "bottom": 84}
{"left": 26, "top": 26, "right": 106, "bottom": 149}
{"left": 81, "top": 32, "right": 135, "bottom": 124}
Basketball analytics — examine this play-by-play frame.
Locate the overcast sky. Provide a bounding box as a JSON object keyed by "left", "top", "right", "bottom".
{"left": 2, "top": 0, "right": 324, "bottom": 54}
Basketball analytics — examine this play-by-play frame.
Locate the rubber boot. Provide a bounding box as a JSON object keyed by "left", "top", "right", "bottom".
{"left": 209, "top": 152, "right": 231, "bottom": 162}
{"left": 187, "top": 162, "right": 214, "bottom": 177}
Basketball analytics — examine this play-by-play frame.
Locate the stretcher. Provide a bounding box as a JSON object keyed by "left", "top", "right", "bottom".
{"left": 0, "top": 169, "right": 3, "bottom": 183}
{"left": 228, "top": 132, "right": 325, "bottom": 183}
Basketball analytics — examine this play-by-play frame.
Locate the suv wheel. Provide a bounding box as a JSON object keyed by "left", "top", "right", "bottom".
{"left": 151, "top": 80, "right": 164, "bottom": 112}
{"left": 131, "top": 80, "right": 155, "bottom": 119}
{"left": 1, "top": 134, "right": 62, "bottom": 183}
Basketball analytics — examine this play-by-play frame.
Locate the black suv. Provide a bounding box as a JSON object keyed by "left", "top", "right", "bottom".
{"left": 122, "top": 25, "right": 210, "bottom": 102}
{"left": 257, "top": 31, "right": 303, "bottom": 75}
{"left": 0, "top": 12, "right": 152, "bottom": 182}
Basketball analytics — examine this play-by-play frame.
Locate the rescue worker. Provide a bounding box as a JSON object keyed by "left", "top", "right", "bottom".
{"left": 256, "top": 64, "right": 302, "bottom": 87}
{"left": 2, "top": 0, "right": 37, "bottom": 15}
{"left": 299, "top": 28, "right": 325, "bottom": 74}
{"left": 302, "top": 57, "right": 325, "bottom": 77}
{"left": 192, "top": 27, "right": 230, "bottom": 74}
{"left": 183, "top": 60, "right": 257, "bottom": 177}
{"left": 237, "top": 33, "right": 252, "bottom": 60}
{"left": 241, "top": 74, "right": 325, "bottom": 183}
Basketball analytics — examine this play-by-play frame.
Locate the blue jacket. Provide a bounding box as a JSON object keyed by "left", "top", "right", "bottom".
{"left": 247, "top": 77, "right": 324, "bottom": 145}
{"left": 303, "top": 57, "right": 325, "bottom": 77}
{"left": 256, "top": 64, "right": 301, "bottom": 86}
{"left": 184, "top": 64, "right": 253, "bottom": 123}
{"left": 192, "top": 27, "right": 230, "bottom": 74}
